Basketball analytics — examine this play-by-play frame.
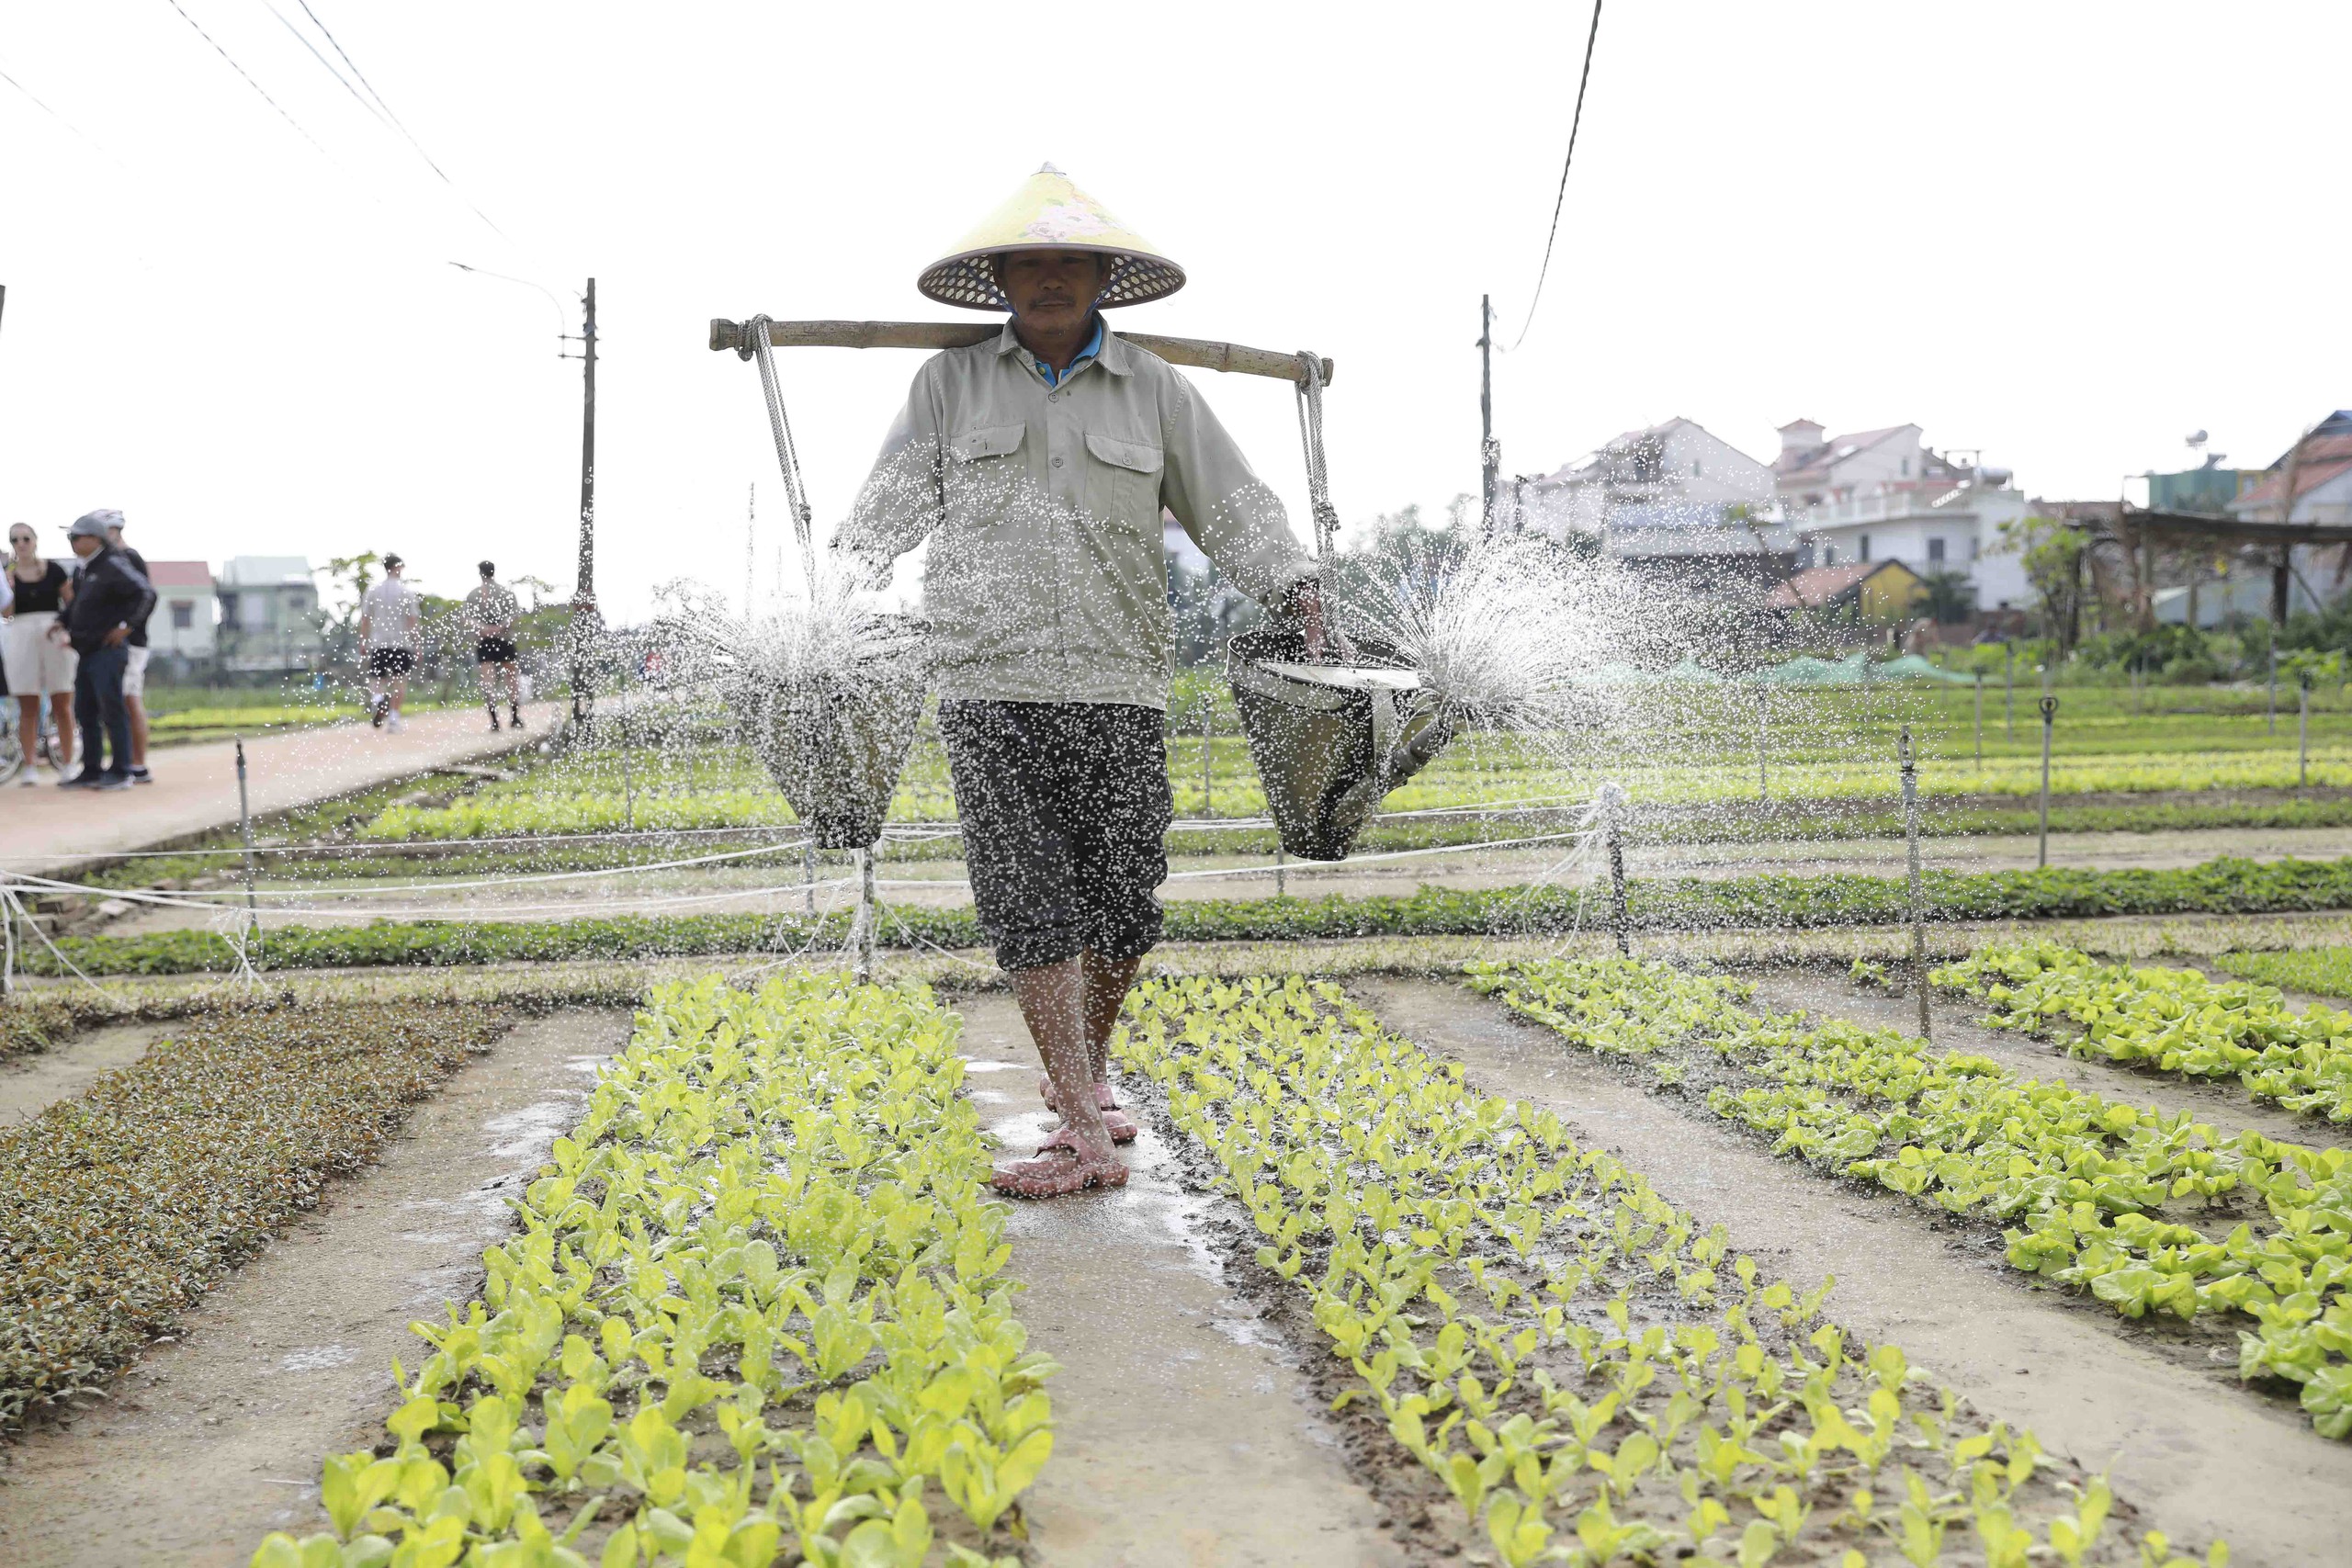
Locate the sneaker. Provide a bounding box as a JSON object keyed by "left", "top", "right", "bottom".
{"left": 487, "top": 708, "right": 502, "bottom": 732}
{"left": 96, "top": 773, "right": 133, "bottom": 792}
{"left": 17, "top": 771, "right": 40, "bottom": 788}
{"left": 387, "top": 713, "right": 406, "bottom": 735}
{"left": 371, "top": 694, "right": 390, "bottom": 728}
{"left": 508, "top": 709, "right": 525, "bottom": 730}
{"left": 58, "top": 772, "right": 103, "bottom": 789}
{"left": 130, "top": 765, "right": 153, "bottom": 784}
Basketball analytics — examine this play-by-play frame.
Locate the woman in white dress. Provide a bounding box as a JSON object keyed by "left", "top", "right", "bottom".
{"left": 3, "top": 522, "right": 77, "bottom": 783}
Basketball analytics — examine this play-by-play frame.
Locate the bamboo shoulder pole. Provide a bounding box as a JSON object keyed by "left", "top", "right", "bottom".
{"left": 708, "top": 319, "right": 1334, "bottom": 387}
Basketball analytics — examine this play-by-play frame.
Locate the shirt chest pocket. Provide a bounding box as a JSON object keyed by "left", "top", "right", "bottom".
{"left": 1081, "top": 429, "right": 1165, "bottom": 527}
{"left": 944, "top": 423, "right": 1030, "bottom": 521}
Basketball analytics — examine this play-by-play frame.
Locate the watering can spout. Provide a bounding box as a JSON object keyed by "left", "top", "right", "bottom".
{"left": 1226, "top": 627, "right": 1452, "bottom": 861}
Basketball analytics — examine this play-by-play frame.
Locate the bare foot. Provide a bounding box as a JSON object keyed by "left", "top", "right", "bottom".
{"left": 1037, "top": 1077, "right": 1138, "bottom": 1144}
{"left": 992, "top": 1140, "right": 1127, "bottom": 1199}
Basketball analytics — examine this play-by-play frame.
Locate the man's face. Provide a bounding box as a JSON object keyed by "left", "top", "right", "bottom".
{"left": 70, "top": 534, "right": 99, "bottom": 559}
{"left": 997, "top": 250, "right": 1107, "bottom": 333}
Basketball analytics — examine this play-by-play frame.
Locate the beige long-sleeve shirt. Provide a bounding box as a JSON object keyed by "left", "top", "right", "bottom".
{"left": 835, "top": 319, "right": 1315, "bottom": 709}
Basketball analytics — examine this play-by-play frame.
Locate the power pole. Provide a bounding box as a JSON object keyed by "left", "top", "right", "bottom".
{"left": 571, "top": 276, "right": 599, "bottom": 727}
{"left": 1478, "top": 294, "right": 1498, "bottom": 537}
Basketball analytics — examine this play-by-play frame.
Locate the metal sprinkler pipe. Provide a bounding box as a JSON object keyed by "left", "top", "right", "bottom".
{"left": 1899, "top": 727, "right": 1930, "bottom": 1042}
{"left": 1600, "top": 782, "right": 1631, "bottom": 958}
{"left": 2037, "top": 695, "right": 2059, "bottom": 868}
{"left": 236, "top": 738, "right": 259, "bottom": 945}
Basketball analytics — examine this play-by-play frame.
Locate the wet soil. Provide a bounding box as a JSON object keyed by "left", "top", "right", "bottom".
{"left": 0, "top": 1009, "right": 628, "bottom": 1565}
{"left": 1746, "top": 970, "right": 2352, "bottom": 1154}
{"left": 951, "top": 996, "right": 1407, "bottom": 1568}
{"left": 0, "top": 1021, "right": 166, "bottom": 1126}
{"left": 1352, "top": 976, "right": 2352, "bottom": 1568}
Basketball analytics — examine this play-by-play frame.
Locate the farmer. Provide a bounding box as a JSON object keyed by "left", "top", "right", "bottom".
{"left": 837, "top": 164, "right": 1331, "bottom": 1199}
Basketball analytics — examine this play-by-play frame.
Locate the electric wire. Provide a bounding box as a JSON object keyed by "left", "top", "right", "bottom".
{"left": 1510, "top": 0, "right": 1603, "bottom": 351}
{"left": 290, "top": 0, "right": 512, "bottom": 243}
{"left": 159, "top": 0, "right": 336, "bottom": 162}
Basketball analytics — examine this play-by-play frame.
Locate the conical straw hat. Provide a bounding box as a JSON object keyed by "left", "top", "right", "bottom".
{"left": 917, "top": 164, "right": 1186, "bottom": 310}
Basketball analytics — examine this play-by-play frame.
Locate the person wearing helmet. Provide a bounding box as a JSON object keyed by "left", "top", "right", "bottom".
{"left": 837, "top": 165, "right": 1331, "bottom": 1199}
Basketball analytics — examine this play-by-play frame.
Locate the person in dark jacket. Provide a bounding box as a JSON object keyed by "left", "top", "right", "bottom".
{"left": 59, "top": 510, "right": 154, "bottom": 790}
{"left": 104, "top": 515, "right": 156, "bottom": 783}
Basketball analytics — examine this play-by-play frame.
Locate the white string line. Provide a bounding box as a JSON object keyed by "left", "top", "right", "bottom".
{"left": 0, "top": 867, "right": 863, "bottom": 926}
{"left": 51, "top": 840, "right": 824, "bottom": 901}
{"left": 867, "top": 825, "right": 1604, "bottom": 894}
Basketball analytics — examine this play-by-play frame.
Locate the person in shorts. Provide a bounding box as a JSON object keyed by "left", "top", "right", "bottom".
{"left": 4, "top": 520, "right": 77, "bottom": 783}
{"left": 359, "top": 554, "right": 419, "bottom": 734}
{"left": 462, "top": 561, "right": 525, "bottom": 731}
{"left": 837, "top": 166, "right": 1331, "bottom": 1198}
{"left": 102, "top": 514, "right": 155, "bottom": 783}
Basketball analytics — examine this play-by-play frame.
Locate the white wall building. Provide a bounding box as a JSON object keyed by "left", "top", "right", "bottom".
{"left": 215, "top": 555, "right": 323, "bottom": 670}
{"left": 143, "top": 560, "right": 218, "bottom": 658}
{"left": 1512, "top": 419, "right": 1792, "bottom": 584}
{"left": 1776, "top": 420, "right": 2031, "bottom": 612}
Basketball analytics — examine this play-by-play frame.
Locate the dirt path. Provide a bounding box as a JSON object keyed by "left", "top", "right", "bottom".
{"left": 0, "top": 701, "right": 566, "bottom": 879}
{"left": 0, "top": 1008, "right": 628, "bottom": 1565}
{"left": 0, "top": 1021, "right": 165, "bottom": 1125}
{"left": 953, "top": 995, "right": 1406, "bottom": 1568}
{"left": 1352, "top": 976, "right": 2352, "bottom": 1568}
{"left": 1746, "top": 971, "right": 2352, "bottom": 1153}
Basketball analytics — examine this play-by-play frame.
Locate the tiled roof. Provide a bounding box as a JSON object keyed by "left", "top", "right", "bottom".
{"left": 1764, "top": 559, "right": 1909, "bottom": 610}
{"left": 1774, "top": 423, "right": 1913, "bottom": 479}
{"left": 145, "top": 559, "right": 213, "bottom": 590}
{"left": 2233, "top": 434, "right": 2352, "bottom": 511}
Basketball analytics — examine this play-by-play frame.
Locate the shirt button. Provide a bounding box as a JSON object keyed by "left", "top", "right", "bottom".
{"left": 1047, "top": 391, "right": 1060, "bottom": 402}
{"left": 1052, "top": 456, "right": 1065, "bottom": 468}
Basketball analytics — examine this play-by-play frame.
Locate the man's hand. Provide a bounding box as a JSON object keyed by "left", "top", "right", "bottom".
{"left": 1283, "top": 579, "right": 1351, "bottom": 663}
{"left": 102, "top": 625, "right": 129, "bottom": 649}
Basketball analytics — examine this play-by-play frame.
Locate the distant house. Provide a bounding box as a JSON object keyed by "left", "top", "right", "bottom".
{"left": 1764, "top": 559, "right": 1925, "bottom": 625}
{"left": 1776, "top": 420, "right": 2030, "bottom": 613}
{"left": 2229, "top": 412, "right": 2352, "bottom": 526}
{"left": 214, "top": 556, "right": 323, "bottom": 671}
{"left": 1511, "top": 417, "right": 1792, "bottom": 596}
{"left": 143, "top": 561, "right": 218, "bottom": 659}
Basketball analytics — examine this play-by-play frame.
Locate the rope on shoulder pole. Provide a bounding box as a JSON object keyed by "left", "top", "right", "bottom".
{"left": 1898, "top": 727, "right": 1930, "bottom": 1042}
{"left": 1294, "top": 350, "right": 1340, "bottom": 557}
{"left": 738, "top": 315, "right": 819, "bottom": 594}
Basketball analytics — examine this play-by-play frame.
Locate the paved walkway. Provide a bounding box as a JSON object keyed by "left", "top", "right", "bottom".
{"left": 0, "top": 703, "right": 565, "bottom": 878}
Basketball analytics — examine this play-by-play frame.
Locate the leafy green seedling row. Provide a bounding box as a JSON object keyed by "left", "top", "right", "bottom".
{"left": 0, "top": 1003, "right": 513, "bottom": 1429}
{"left": 1934, "top": 939, "right": 2352, "bottom": 1121}
{"left": 1473, "top": 959, "right": 2352, "bottom": 1440}
{"left": 1118, "top": 976, "right": 2197, "bottom": 1567}
{"left": 252, "top": 975, "right": 1047, "bottom": 1568}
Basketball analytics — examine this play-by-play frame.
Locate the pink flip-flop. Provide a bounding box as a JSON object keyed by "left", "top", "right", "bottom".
{"left": 993, "top": 1138, "right": 1127, "bottom": 1199}
{"left": 1037, "top": 1077, "right": 1138, "bottom": 1144}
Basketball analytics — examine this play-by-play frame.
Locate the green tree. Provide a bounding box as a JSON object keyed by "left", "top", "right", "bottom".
{"left": 1998, "top": 515, "right": 2086, "bottom": 658}
{"left": 1918, "top": 570, "right": 1977, "bottom": 625}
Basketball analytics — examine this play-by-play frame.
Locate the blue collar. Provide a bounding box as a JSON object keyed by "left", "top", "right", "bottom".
{"left": 1031, "top": 318, "right": 1104, "bottom": 388}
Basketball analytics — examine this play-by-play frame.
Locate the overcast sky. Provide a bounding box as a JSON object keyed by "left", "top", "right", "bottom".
{"left": 3, "top": 3, "right": 2344, "bottom": 621}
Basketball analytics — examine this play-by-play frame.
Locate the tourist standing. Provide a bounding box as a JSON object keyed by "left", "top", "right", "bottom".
{"left": 102, "top": 513, "right": 156, "bottom": 784}
{"left": 463, "top": 561, "right": 526, "bottom": 731}
{"left": 58, "top": 510, "right": 153, "bottom": 789}
{"left": 3, "top": 522, "right": 77, "bottom": 784}
{"left": 360, "top": 554, "right": 419, "bottom": 734}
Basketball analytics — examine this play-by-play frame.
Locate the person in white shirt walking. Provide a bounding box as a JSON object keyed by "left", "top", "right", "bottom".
{"left": 359, "top": 555, "right": 420, "bottom": 734}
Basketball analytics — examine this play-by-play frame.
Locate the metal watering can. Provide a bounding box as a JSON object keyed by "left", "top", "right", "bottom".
{"left": 1227, "top": 626, "right": 1452, "bottom": 861}
{"left": 729, "top": 642, "right": 924, "bottom": 852}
